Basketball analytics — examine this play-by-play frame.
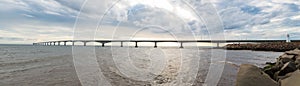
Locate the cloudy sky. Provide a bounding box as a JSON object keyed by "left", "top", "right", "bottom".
{"left": 0, "top": 0, "right": 299, "bottom": 44}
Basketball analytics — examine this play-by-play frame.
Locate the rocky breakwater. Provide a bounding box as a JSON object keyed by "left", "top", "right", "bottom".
{"left": 225, "top": 42, "right": 300, "bottom": 52}
{"left": 236, "top": 49, "right": 300, "bottom": 86}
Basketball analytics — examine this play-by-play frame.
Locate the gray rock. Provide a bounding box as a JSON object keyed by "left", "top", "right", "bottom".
{"left": 280, "top": 58, "right": 294, "bottom": 64}
{"left": 236, "top": 64, "right": 278, "bottom": 86}
{"left": 274, "top": 71, "right": 293, "bottom": 81}
{"left": 277, "top": 72, "right": 292, "bottom": 80}
{"left": 273, "top": 71, "right": 280, "bottom": 81}
{"left": 279, "top": 54, "right": 295, "bottom": 60}
{"left": 274, "top": 61, "right": 284, "bottom": 70}
{"left": 266, "top": 62, "right": 276, "bottom": 65}
{"left": 295, "top": 56, "right": 300, "bottom": 64}
{"left": 285, "top": 48, "right": 300, "bottom": 55}
{"left": 280, "top": 70, "right": 300, "bottom": 86}
{"left": 278, "top": 62, "right": 297, "bottom": 76}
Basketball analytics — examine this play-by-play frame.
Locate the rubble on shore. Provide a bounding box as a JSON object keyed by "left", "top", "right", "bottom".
{"left": 225, "top": 42, "right": 300, "bottom": 52}
{"left": 237, "top": 49, "right": 300, "bottom": 86}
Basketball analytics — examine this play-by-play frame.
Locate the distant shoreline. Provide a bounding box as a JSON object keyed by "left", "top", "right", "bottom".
{"left": 0, "top": 44, "right": 33, "bottom": 46}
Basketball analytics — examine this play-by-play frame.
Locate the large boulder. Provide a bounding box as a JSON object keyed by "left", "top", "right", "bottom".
{"left": 278, "top": 62, "right": 297, "bottom": 76}
{"left": 280, "top": 70, "right": 300, "bottom": 86}
{"left": 285, "top": 49, "right": 300, "bottom": 56}
{"left": 236, "top": 64, "right": 278, "bottom": 86}
{"left": 280, "top": 54, "right": 295, "bottom": 60}
{"left": 296, "top": 60, "right": 300, "bottom": 70}
{"left": 279, "top": 54, "right": 295, "bottom": 64}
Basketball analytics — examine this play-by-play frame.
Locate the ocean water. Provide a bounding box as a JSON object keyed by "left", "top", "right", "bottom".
{"left": 0, "top": 45, "right": 283, "bottom": 86}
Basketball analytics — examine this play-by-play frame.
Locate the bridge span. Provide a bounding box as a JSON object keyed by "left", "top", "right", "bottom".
{"left": 33, "top": 40, "right": 300, "bottom": 48}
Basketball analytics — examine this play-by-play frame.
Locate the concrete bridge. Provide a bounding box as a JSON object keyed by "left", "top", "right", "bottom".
{"left": 33, "top": 39, "right": 300, "bottom": 48}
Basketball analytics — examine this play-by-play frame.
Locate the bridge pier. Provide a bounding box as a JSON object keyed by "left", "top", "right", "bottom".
{"left": 50, "top": 42, "right": 52, "bottom": 46}
{"left": 217, "top": 42, "right": 220, "bottom": 48}
{"left": 135, "top": 42, "right": 138, "bottom": 48}
{"left": 83, "top": 42, "right": 87, "bottom": 46}
{"left": 121, "top": 42, "right": 123, "bottom": 47}
{"left": 180, "top": 42, "right": 183, "bottom": 48}
{"left": 102, "top": 43, "right": 105, "bottom": 47}
{"left": 64, "top": 42, "right": 67, "bottom": 46}
{"left": 58, "top": 42, "right": 60, "bottom": 46}
{"left": 154, "top": 42, "right": 157, "bottom": 48}
{"left": 72, "top": 42, "right": 75, "bottom": 46}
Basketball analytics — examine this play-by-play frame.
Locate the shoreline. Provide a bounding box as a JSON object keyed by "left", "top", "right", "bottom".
{"left": 236, "top": 48, "right": 300, "bottom": 86}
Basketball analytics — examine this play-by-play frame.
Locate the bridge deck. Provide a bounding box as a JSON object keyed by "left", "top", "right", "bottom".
{"left": 33, "top": 39, "right": 300, "bottom": 48}
{"left": 37, "top": 39, "right": 300, "bottom": 43}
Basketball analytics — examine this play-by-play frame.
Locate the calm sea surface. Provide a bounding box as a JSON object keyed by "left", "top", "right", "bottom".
{"left": 0, "top": 45, "right": 283, "bottom": 86}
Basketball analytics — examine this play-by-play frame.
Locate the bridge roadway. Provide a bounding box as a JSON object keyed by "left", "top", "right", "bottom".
{"left": 33, "top": 40, "right": 300, "bottom": 48}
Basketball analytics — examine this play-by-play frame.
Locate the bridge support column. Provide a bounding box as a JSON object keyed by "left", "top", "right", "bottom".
{"left": 54, "top": 42, "right": 56, "bottom": 46}
{"left": 217, "top": 42, "right": 220, "bottom": 48}
{"left": 135, "top": 42, "right": 138, "bottom": 48}
{"left": 180, "top": 42, "right": 183, "bottom": 48}
{"left": 121, "top": 42, "right": 123, "bottom": 47}
{"left": 83, "top": 42, "right": 87, "bottom": 46}
{"left": 154, "top": 42, "right": 157, "bottom": 48}
{"left": 50, "top": 42, "right": 52, "bottom": 46}
{"left": 64, "top": 42, "right": 67, "bottom": 46}
{"left": 72, "top": 42, "right": 74, "bottom": 46}
{"left": 58, "top": 42, "right": 60, "bottom": 46}
{"left": 102, "top": 43, "right": 105, "bottom": 47}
